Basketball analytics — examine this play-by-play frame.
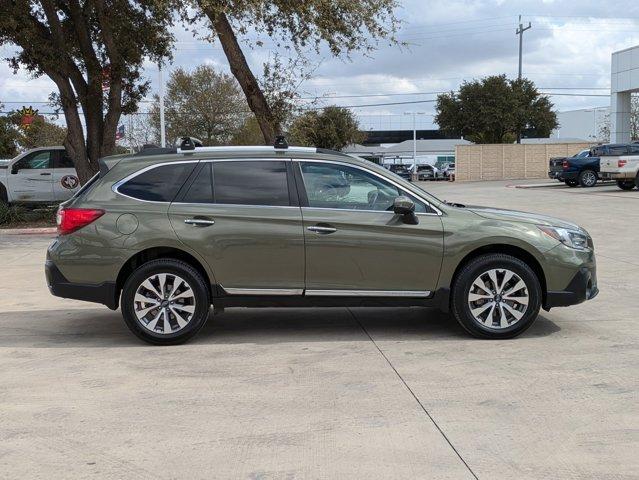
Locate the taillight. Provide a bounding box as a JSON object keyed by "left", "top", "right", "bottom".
{"left": 618, "top": 159, "right": 627, "bottom": 168}
{"left": 57, "top": 207, "right": 105, "bottom": 235}
{"left": 562, "top": 160, "right": 569, "bottom": 170}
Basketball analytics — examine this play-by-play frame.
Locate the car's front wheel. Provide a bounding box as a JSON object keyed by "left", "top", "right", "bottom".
{"left": 121, "top": 259, "right": 211, "bottom": 345}
{"left": 616, "top": 180, "right": 636, "bottom": 191}
{"left": 451, "top": 254, "right": 542, "bottom": 339}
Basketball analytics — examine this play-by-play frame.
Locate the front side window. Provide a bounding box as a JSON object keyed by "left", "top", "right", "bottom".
{"left": 300, "top": 162, "right": 431, "bottom": 213}
{"left": 15, "top": 151, "right": 53, "bottom": 171}
{"left": 118, "top": 163, "right": 196, "bottom": 202}
{"left": 212, "top": 161, "right": 290, "bottom": 206}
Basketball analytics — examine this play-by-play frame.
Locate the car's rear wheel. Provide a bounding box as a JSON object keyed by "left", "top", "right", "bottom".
{"left": 565, "top": 179, "right": 578, "bottom": 187}
{"left": 616, "top": 180, "right": 636, "bottom": 191}
{"left": 578, "top": 170, "right": 597, "bottom": 188}
{"left": 121, "top": 259, "right": 210, "bottom": 345}
{"left": 451, "top": 254, "right": 542, "bottom": 339}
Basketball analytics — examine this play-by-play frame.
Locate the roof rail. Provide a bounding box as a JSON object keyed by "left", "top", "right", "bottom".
{"left": 175, "top": 145, "right": 317, "bottom": 154}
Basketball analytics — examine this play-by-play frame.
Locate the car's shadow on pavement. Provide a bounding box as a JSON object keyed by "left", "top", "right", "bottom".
{"left": 0, "top": 306, "right": 561, "bottom": 348}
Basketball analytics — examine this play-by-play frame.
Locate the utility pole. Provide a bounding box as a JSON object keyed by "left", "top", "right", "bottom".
{"left": 158, "top": 63, "right": 166, "bottom": 148}
{"left": 516, "top": 15, "right": 531, "bottom": 80}
{"left": 516, "top": 15, "right": 532, "bottom": 143}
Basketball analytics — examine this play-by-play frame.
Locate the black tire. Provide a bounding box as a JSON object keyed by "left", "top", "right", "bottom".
{"left": 0, "top": 183, "right": 8, "bottom": 204}
{"left": 564, "top": 179, "right": 578, "bottom": 187}
{"left": 578, "top": 170, "right": 597, "bottom": 188}
{"left": 635, "top": 173, "right": 639, "bottom": 189}
{"left": 451, "top": 254, "right": 542, "bottom": 339}
{"left": 121, "top": 258, "right": 210, "bottom": 345}
{"left": 616, "top": 180, "right": 636, "bottom": 191}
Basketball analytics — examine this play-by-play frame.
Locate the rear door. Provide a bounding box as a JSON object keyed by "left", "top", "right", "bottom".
{"left": 7, "top": 150, "right": 55, "bottom": 202}
{"left": 169, "top": 159, "right": 305, "bottom": 294}
{"left": 296, "top": 160, "right": 444, "bottom": 295}
{"left": 53, "top": 149, "right": 80, "bottom": 201}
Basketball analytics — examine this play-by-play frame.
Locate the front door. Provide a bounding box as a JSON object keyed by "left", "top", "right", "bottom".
{"left": 297, "top": 160, "right": 444, "bottom": 295}
{"left": 169, "top": 160, "right": 305, "bottom": 294}
{"left": 8, "top": 150, "right": 55, "bottom": 202}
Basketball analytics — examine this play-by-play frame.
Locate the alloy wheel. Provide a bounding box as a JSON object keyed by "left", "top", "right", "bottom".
{"left": 134, "top": 273, "right": 196, "bottom": 334}
{"left": 582, "top": 171, "right": 597, "bottom": 187}
{"left": 467, "top": 268, "right": 529, "bottom": 329}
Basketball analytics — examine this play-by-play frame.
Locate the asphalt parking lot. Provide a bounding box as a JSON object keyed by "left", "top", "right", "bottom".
{"left": 1, "top": 180, "right": 637, "bottom": 479}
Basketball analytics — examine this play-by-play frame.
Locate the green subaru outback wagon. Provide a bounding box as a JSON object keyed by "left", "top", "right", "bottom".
{"left": 46, "top": 140, "right": 598, "bottom": 344}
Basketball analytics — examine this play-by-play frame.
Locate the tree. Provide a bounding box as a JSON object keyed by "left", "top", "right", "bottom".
{"left": 230, "top": 116, "right": 265, "bottom": 145}
{"left": 0, "top": 1, "right": 174, "bottom": 183}
{"left": 185, "top": 1, "right": 400, "bottom": 144}
{"left": 0, "top": 104, "right": 21, "bottom": 158}
{"left": 150, "top": 65, "right": 248, "bottom": 146}
{"left": 18, "top": 116, "right": 67, "bottom": 149}
{"left": 289, "top": 106, "right": 365, "bottom": 151}
{"left": 435, "top": 75, "right": 558, "bottom": 144}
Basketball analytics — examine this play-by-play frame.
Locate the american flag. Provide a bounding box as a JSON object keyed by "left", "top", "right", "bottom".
{"left": 115, "top": 124, "right": 125, "bottom": 140}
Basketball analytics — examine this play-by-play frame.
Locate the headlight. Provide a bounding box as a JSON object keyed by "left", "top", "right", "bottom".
{"left": 538, "top": 225, "right": 591, "bottom": 251}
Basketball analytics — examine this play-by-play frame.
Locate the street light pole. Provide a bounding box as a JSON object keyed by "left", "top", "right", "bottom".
{"left": 404, "top": 111, "right": 425, "bottom": 180}
{"left": 159, "top": 63, "right": 166, "bottom": 148}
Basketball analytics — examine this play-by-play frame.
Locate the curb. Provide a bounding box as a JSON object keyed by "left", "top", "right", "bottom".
{"left": 0, "top": 227, "right": 57, "bottom": 235}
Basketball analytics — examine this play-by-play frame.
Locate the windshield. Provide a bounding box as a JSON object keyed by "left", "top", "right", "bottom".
{"left": 574, "top": 149, "right": 590, "bottom": 158}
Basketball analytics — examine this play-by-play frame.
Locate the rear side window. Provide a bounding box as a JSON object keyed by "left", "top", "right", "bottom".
{"left": 212, "top": 161, "right": 289, "bottom": 206}
{"left": 118, "top": 163, "right": 196, "bottom": 202}
{"left": 55, "top": 150, "right": 75, "bottom": 169}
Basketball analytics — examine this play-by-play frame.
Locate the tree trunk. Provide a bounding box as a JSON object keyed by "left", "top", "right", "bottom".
{"left": 204, "top": 9, "right": 279, "bottom": 145}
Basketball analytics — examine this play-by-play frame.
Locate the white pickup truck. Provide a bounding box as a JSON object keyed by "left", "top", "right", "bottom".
{"left": 0, "top": 146, "right": 80, "bottom": 204}
{"left": 596, "top": 143, "right": 639, "bottom": 190}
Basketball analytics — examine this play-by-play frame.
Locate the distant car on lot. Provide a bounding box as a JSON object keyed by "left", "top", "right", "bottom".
{"left": 0, "top": 146, "right": 80, "bottom": 204}
{"left": 548, "top": 149, "right": 604, "bottom": 188}
{"left": 46, "top": 140, "right": 598, "bottom": 344}
{"left": 410, "top": 164, "right": 441, "bottom": 181}
{"left": 386, "top": 163, "right": 412, "bottom": 181}
{"left": 597, "top": 143, "right": 639, "bottom": 190}
{"left": 441, "top": 163, "right": 455, "bottom": 178}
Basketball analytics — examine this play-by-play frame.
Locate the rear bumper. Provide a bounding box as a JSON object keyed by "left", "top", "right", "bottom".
{"left": 548, "top": 170, "right": 576, "bottom": 181}
{"left": 544, "top": 266, "right": 598, "bottom": 310}
{"left": 45, "top": 260, "right": 119, "bottom": 310}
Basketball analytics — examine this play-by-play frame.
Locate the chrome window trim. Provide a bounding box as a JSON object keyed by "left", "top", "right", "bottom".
{"left": 296, "top": 159, "right": 443, "bottom": 216}
{"left": 112, "top": 156, "right": 443, "bottom": 215}
{"left": 305, "top": 289, "right": 431, "bottom": 298}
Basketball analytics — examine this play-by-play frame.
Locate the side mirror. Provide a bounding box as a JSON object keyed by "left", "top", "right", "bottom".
{"left": 393, "top": 196, "right": 419, "bottom": 225}
{"left": 10, "top": 165, "right": 19, "bottom": 174}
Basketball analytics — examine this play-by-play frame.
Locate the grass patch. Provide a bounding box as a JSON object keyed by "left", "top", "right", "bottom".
{"left": 0, "top": 203, "right": 57, "bottom": 228}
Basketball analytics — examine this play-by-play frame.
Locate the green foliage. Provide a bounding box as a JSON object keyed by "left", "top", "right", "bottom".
{"left": 0, "top": 115, "right": 20, "bottom": 158}
{"left": 0, "top": 203, "right": 57, "bottom": 226}
{"left": 18, "top": 116, "right": 67, "bottom": 149}
{"left": 230, "top": 116, "right": 266, "bottom": 146}
{"left": 435, "top": 75, "right": 559, "bottom": 144}
{"left": 150, "top": 65, "right": 248, "bottom": 146}
{"left": 289, "top": 106, "right": 365, "bottom": 151}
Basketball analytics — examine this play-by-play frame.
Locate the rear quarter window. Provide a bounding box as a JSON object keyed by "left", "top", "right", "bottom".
{"left": 117, "top": 163, "right": 196, "bottom": 202}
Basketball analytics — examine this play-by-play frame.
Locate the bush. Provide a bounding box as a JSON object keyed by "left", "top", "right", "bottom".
{"left": 0, "top": 203, "right": 57, "bottom": 226}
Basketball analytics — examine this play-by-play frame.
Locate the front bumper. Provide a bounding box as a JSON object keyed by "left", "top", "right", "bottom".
{"left": 544, "top": 266, "right": 598, "bottom": 310}
{"left": 45, "top": 260, "right": 119, "bottom": 310}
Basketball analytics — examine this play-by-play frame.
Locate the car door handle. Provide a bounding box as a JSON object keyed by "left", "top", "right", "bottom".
{"left": 307, "top": 225, "right": 337, "bottom": 234}
{"left": 40, "top": 172, "right": 52, "bottom": 176}
{"left": 184, "top": 218, "right": 215, "bottom": 227}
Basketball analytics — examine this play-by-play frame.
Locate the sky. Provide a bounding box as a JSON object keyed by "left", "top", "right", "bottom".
{"left": 1, "top": 0, "right": 639, "bottom": 131}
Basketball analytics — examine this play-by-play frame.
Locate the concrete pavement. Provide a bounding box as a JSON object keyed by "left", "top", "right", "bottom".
{"left": 0, "top": 180, "right": 637, "bottom": 479}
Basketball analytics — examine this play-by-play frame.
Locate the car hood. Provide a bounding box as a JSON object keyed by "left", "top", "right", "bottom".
{"left": 466, "top": 205, "right": 581, "bottom": 230}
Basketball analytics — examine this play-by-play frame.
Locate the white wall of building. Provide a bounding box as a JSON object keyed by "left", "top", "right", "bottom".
{"left": 551, "top": 107, "right": 609, "bottom": 141}
{"left": 611, "top": 45, "right": 639, "bottom": 142}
